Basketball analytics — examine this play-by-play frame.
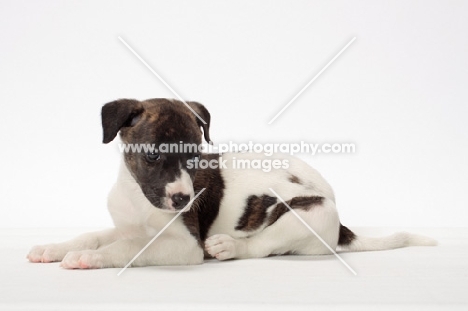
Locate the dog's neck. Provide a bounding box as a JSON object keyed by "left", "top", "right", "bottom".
{"left": 117, "top": 157, "right": 139, "bottom": 186}
{"left": 111, "top": 158, "right": 183, "bottom": 236}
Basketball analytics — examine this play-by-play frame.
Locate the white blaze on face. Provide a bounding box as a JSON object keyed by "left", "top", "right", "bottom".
{"left": 164, "top": 169, "right": 195, "bottom": 209}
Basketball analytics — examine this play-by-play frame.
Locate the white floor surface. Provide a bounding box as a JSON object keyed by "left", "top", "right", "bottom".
{"left": 1, "top": 227, "right": 467, "bottom": 311}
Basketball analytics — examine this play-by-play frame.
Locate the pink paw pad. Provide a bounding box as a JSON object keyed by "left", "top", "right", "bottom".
{"left": 78, "top": 260, "right": 90, "bottom": 269}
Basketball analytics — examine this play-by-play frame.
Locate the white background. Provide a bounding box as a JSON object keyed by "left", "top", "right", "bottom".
{"left": 0, "top": 0, "right": 467, "bottom": 228}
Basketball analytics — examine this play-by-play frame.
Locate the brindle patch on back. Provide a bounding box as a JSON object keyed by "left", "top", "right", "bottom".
{"left": 289, "top": 175, "right": 302, "bottom": 184}
{"left": 235, "top": 195, "right": 278, "bottom": 231}
{"left": 267, "top": 196, "right": 323, "bottom": 226}
{"left": 235, "top": 195, "right": 324, "bottom": 232}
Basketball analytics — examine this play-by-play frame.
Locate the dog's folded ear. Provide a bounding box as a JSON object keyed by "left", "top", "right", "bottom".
{"left": 187, "top": 101, "right": 212, "bottom": 144}
{"left": 101, "top": 99, "right": 144, "bottom": 144}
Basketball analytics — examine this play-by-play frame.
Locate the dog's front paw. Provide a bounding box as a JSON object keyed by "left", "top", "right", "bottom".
{"left": 60, "top": 251, "right": 104, "bottom": 269}
{"left": 27, "top": 244, "right": 69, "bottom": 263}
{"left": 205, "top": 234, "right": 241, "bottom": 261}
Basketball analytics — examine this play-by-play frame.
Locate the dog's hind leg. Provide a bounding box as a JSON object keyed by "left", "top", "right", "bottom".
{"left": 27, "top": 228, "right": 120, "bottom": 263}
{"left": 205, "top": 198, "right": 340, "bottom": 260}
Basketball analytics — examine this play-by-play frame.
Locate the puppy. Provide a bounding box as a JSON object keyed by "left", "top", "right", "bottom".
{"left": 27, "top": 98, "right": 437, "bottom": 269}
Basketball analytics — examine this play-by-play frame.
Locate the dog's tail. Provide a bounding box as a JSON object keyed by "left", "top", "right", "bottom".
{"left": 337, "top": 224, "right": 437, "bottom": 252}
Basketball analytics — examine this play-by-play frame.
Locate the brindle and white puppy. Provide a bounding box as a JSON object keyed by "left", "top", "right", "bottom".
{"left": 27, "top": 98, "right": 436, "bottom": 269}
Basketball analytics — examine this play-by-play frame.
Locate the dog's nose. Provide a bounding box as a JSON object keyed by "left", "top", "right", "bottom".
{"left": 171, "top": 193, "right": 191, "bottom": 210}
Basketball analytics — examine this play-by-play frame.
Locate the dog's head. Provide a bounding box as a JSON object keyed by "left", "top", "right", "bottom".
{"left": 101, "top": 98, "right": 211, "bottom": 212}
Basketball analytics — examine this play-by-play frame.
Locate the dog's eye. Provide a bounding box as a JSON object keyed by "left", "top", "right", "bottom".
{"left": 192, "top": 154, "right": 201, "bottom": 161}
{"left": 146, "top": 152, "right": 161, "bottom": 162}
